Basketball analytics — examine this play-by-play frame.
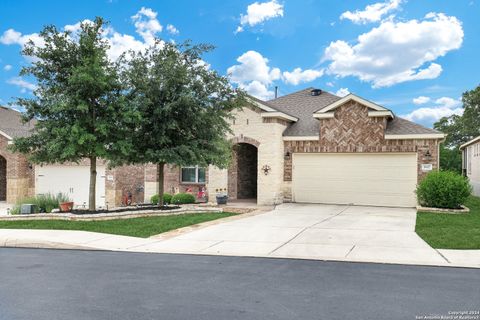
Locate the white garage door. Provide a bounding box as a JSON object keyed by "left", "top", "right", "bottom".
{"left": 292, "top": 153, "right": 417, "bottom": 207}
{"left": 36, "top": 165, "right": 106, "bottom": 208}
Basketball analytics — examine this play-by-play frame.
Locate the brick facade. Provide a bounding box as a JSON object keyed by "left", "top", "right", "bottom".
{"left": 144, "top": 163, "right": 207, "bottom": 203}
{"left": 0, "top": 134, "right": 34, "bottom": 203}
{"left": 105, "top": 164, "right": 145, "bottom": 207}
{"left": 283, "top": 101, "right": 439, "bottom": 183}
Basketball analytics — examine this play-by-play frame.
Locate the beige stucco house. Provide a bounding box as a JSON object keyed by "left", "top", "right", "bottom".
{"left": 1, "top": 88, "right": 445, "bottom": 208}
{"left": 461, "top": 136, "right": 480, "bottom": 197}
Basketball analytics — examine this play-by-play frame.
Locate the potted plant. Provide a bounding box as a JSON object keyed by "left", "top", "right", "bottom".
{"left": 215, "top": 188, "right": 228, "bottom": 205}
{"left": 59, "top": 201, "right": 74, "bottom": 212}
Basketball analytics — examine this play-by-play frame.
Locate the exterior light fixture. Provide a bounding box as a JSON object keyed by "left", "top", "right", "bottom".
{"left": 425, "top": 150, "right": 432, "bottom": 160}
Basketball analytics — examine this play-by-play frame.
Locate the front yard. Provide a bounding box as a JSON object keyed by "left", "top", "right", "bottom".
{"left": 0, "top": 212, "right": 237, "bottom": 238}
{"left": 416, "top": 196, "right": 480, "bottom": 249}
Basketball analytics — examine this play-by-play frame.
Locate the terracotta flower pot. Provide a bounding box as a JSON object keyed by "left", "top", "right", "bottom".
{"left": 59, "top": 202, "right": 74, "bottom": 212}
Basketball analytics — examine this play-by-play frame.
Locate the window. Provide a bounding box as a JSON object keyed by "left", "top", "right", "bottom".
{"left": 468, "top": 146, "right": 472, "bottom": 175}
{"left": 181, "top": 166, "right": 206, "bottom": 184}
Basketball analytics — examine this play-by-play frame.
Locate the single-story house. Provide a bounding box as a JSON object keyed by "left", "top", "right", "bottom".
{"left": 460, "top": 135, "right": 480, "bottom": 197}
{"left": 0, "top": 88, "right": 445, "bottom": 208}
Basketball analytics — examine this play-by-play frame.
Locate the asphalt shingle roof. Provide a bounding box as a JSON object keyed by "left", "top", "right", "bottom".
{"left": 385, "top": 117, "right": 441, "bottom": 135}
{"left": 266, "top": 88, "right": 341, "bottom": 136}
{"left": 0, "top": 106, "right": 36, "bottom": 139}
{"left": 261, "top": 88, "right": 441, "bottom": 137}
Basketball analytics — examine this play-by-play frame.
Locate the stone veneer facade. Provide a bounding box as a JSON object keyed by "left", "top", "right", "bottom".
{"left": 207, "top": 106, "right": 288, "bottom": 205}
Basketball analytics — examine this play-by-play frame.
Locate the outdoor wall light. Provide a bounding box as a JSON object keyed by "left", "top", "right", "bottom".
{"left": 284, "top": 151, "right": 291, "bottom": 160}
{"left": 262, "top": 165, "right": 271, "bottom": 175}
{"left": 424, "top": 150, "right": 432, "bottom": 160}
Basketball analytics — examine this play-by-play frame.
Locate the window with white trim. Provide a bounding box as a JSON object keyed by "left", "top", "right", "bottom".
{"left": 468, "top": 146, "right": 472, "bottom": 175}
{"left": 181, "top": 166, "right": 206, "bottom": 183}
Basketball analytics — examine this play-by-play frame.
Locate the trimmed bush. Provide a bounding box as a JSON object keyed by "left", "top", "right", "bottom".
{"left": 416, "top": 171, "right": 472, "bottom": 209}
{"left": 172, "top": 193, "right": 196, "bottom": 205}
{"left": 11, "top": 193, "right": 71, "bottom": 214}
{"left": 150, "top": 193, "right": 173, "bottom": 205}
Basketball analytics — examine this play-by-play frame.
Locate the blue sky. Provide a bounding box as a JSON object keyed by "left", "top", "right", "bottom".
{"left": 0, "top": 0, "right": 478, "bottom": 127}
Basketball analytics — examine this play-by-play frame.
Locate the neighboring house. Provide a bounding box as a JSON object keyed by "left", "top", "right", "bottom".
{"left": 1, "top": 87, "right": 445, "bottom": 208}
{"left": 460, "top": 136, "right": 480, "bottom": 197}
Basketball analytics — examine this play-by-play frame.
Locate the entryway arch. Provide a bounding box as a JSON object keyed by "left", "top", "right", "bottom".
{"left": 228, "top": 137, "right": 259, "bottom": 201}
{"left": 0, "top": 155, "right": 6, "bottom": 201}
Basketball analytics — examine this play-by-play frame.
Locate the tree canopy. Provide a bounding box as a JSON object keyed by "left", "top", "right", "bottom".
{"left": 434, "top": 85, "right": 480, "bottom": 148}
{"left": 10, "top": 18, "right": 135, "bottom": 210}
{"left": 434, "top": 85, "right": 480, "bottom": 172}
{"left": 118, "top": 41, "right": 245, "bottom": 205}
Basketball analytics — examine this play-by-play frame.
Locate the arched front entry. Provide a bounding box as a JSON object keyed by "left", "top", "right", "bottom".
{"left": 228, "top": 142, "right": 258, "bottom": 201}
{"left": 0, "top": 155, "right": 6, "bottom": 201}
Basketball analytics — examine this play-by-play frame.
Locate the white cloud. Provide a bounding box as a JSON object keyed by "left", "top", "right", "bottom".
{"left": 335, "top": 88, "right": 350, "bottom": 97}
{"left": 340, "top": 0, "right": 402, "bottom": 24}
{"left": 227, "top": 50, "right": 324, "bottom": 99}
{"left": 227, "top": 50, "right": 280, "bottom": 99}
{"left": 326, "top": 81, "right": 334, "bottom": 87}
{"left": 0, "top": 7, "right": 172, "bottom": 62}
{"left": 324, "top": 13, "right": 463, "bottom": 88}
{"left": 131, "top": 7, "right": 163, "bottom": 45}
{"left": 413, "top": 96, "right": 430, "bottom": 105}
{"left": 402, "top": 96, "right": 463, "bottom": 125}
{"left": 166, "top": 24, "right": 179, "bottom": 35}
{"left": 0, "top": 28, "right": 45, "bottom": 47}
{"left": 236, "top": 0, "right": 284, "bottom": 33}
{"left": 435, "top": 97, "right": 461, "bottom": 109}
{"left": 242, "top": 80, "right": 276, "bottom": 100}
{"left": 7, "top": 77, "right": 37, "bottom": 93}
{"left": 282, "top": 68, "right": 323, "bottom": 85}
{"left": 64, "top": 19, "right": 94, "bottom": 34}
{"left": 3, "top": 64, "right": 12, "bottom": 71}
{"left": 227, "top": 50, "right": 280, "bottom": 86}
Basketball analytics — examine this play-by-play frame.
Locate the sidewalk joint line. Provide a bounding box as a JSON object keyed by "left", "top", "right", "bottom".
{"left": 434, "top": 249, "right": 451, "bottom": 263}
{"left": 345, "top": 245, "right": 356, "bottom": 258}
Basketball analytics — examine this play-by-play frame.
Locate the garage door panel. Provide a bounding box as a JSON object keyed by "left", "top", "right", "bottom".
{"left": 292, "top": 153, "right": 417, "bottom": 207}
{"left": 36, "top": 165, "right": 106, "bottom": 208}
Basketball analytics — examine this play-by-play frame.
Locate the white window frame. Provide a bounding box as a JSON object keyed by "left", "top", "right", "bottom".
{"left": 468, "top": 146, "right": 472, "bottom": 175}
{"left": 181, "top": 166, "right": 206, "bottom": 184}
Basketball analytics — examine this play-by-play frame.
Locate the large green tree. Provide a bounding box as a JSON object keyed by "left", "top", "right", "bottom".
{"left": 434, "top": 85, "right": 480, "bottom": 172}
{"left": 119, "top": 41, "right": 244, "bottom": 206}
{"left": 11, "top": 18, "right": 134, "bottom": 210}
{"left": 434, "top": 85, "right": 480, "bottom": 148}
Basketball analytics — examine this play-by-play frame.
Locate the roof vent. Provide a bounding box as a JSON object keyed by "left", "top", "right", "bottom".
{"left": 310, "top": 89, "right": 322, "bottom": 96}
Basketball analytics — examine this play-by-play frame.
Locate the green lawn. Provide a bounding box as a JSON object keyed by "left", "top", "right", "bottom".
{"left": 0, "top": 212, "right": 236, "bottom": 238}
{"left": 416, "top": 196, "right": 480, "bottom": 249}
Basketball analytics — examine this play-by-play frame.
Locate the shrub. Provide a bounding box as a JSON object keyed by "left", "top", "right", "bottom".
{"left": 416, "top": 171, "right": 472, "bottom": 209}
{"left": 11, "top": 193, "right": 71, "bottom": 214}
{"left": 150, "top": 193, "right": 172, "bottom": 205}
{"left": 172, "top": 193, "right": 196, "bottom": 205}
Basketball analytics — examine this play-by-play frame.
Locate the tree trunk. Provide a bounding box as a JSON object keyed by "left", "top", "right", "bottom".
{"left": 157, "top": 162, "right": 165, "bottom": 207}
{"left": 89, "top": 156, "right": 97, "bottom": 211}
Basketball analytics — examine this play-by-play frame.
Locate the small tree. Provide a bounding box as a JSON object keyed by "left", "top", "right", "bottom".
{"left": 10, "top": 18, "right": 134, "bottom": 211}
{"left": 119, "top": 41, "right": 244, "bottom": 206}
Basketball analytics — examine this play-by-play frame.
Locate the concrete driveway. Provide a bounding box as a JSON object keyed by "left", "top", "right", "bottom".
{"left": 144, "top": 203, "right": 449, "bottom": 266}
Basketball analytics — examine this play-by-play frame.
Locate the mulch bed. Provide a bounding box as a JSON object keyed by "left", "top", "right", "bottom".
{"left": 70, "top": 204, "right": 181, "bottom": 215}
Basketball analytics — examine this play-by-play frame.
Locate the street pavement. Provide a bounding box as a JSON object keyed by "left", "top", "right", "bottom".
{"left": 0, "top": 248, "right": 479, "bottom": 320}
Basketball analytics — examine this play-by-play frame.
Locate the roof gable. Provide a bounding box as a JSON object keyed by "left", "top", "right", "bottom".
{"left": 245, "top": 95, "right": 298, "bottom": 122}
{"left": 314, "top": 94, "right": 393, "bottom": 118}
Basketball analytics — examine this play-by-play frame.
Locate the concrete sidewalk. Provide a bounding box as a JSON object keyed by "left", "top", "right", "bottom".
{"left": 1, "top": 204, "right": 479, "bottom": 268}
